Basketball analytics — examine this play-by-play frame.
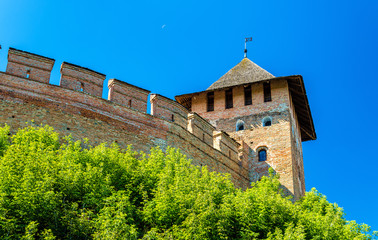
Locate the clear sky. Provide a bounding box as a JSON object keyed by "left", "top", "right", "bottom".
{"left": 0, "top": 0, "right": 377, "bottom": 232}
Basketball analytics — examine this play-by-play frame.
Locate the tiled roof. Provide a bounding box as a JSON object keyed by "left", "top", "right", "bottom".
{"left": 207, "top": 58, "right": 274, "bottom": 90}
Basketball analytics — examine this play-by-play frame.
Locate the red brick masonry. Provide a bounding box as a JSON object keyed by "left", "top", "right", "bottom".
{"left": 0, "top": 48, "right": 308, "bottom": 199}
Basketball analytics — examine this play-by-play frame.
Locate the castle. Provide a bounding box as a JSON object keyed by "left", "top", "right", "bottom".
{"left": 0, "top": 47, "right": 316, "bottom": 200}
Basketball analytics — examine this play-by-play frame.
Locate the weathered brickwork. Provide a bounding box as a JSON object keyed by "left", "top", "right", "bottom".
{"left": 187, "top": 113, "right": 215, "bottom": 146}
{"left": 0, "top": 48, "right": 315, "bottom": 198}
{"left": 60, "top": 62, "right": 106, "bottom": 97}
{"left": 179, "top": 77, "right": 314, "bottom": 200}
{"left": 6, "top": 48, "right": 55, "bottom": 84}
{"left": 108, "top": 79, "right": 150, "bottom": 112}
{"left": 0, "top": 48, "right": 251, "bottom": 189}
{"left": 288, "top": 92, "right": 306, "bottom": 198}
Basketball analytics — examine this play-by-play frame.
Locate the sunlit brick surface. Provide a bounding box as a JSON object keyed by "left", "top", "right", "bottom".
{"left": 0, "top": 48, "right": 311, "bottom": 199}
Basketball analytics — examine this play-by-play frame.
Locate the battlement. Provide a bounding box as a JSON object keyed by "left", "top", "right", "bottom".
{"left": 0, "top": 47, "right": 250, "bottom": 189}
{"left": 6, "top": 48, "right": 55, "bottom": 83}
{"left": 108, "top": 79, "right": 150, "bottom": 112}
{"left": 60, "top": 62, "right": 106, "bottom": 97}
{"left": 188, "top": 112, "right": 215, "bottom": 146}
{"left": 213, "top": 130, "right": 240, "bottom": 161}
{"left": 150, "top": 94, "right": 190, "bottom": 129}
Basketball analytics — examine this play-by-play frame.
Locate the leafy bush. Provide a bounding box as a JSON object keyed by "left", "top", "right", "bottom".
{"left": 0, "top": 125, "right": 375, "bottom": 239}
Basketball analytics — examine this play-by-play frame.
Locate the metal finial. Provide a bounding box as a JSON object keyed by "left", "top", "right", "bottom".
{"left": 244, "top": 37, "right": 252, "bottom": 58}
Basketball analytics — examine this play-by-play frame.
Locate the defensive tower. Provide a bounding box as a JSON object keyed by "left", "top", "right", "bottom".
{"left": 175, "top": 57, "right": 316, "bottom": 200}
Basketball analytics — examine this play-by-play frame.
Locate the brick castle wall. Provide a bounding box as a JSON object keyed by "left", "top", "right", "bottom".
{"left": 0, "top": 48, "right": 250, "bottom": 189}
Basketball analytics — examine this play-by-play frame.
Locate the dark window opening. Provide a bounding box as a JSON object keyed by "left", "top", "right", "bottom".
{"left": 236, "top": 121, "right": 245, "bottom": 131}
{"left": 26, "top": 70, "right": 30, "bottom": 79}
{"left": 263, "top": 117, "right": 272, "bottom": 127}
{"left": 80, "top": 82, "right": 84, "bottom": 92}
{"left": 202, "top": 133, "right": 205, "bottom": 141}
{"left": 263, "top": 82, "right": 271, "bottom": 102}
{"left": 244, "top": 85, "right": 252, "bottom": 105}
{"left": 207, "top": 92, "right": 214, "bottom": 112}
{"left": 128, "top": 99, "right": 132, "bottom": 107}
{"left": 258, "top": 149, "right": 267, "bottom": 161}
{"left": 225, "top": 89, "right": 233, "bottom": 109}
{"left": 171, "top": 114, "right": 175, "bottom": 122}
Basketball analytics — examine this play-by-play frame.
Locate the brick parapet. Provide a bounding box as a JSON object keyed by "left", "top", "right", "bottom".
{"left": 8, "top": 48, "right": 55, "bottom": 69}
{"left": 150, "top": 94, "right": 190, "bottom": 129}
{"left": 108, "top": 79, "right": 150, "bottom": 112}
{"left": 213, "top": 130, "right": 240, "bottom": 161}
{"left": 6, "top": 48, "right": 55, "bottom": 84}
{"left": 0, "top": 67, "right": 249, "bottom": 189}
{"left": 0, "top": 72, "right": 167, "bottom": 133}
{"left": 187, "top": 112, "right": 215, "bottom": 146}
{"left": 60, "top": 62, "right": 106, "bottom": 97}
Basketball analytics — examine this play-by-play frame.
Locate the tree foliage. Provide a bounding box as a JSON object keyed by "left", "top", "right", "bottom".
{"left": 0, "top": 124, "right": 375, "bottom": 239}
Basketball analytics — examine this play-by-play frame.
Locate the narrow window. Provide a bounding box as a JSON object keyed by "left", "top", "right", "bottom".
{"left": 202, "top": 133, "right": 205, "bottom": 141}
{"left": 128, "top": 99, "right": 132, "bottom": 107}
{"left": 258, "top": 149, "right": 267, "bottom": 161}
{"left": 263, "top": 82, "right": 271, "bottom": 102}
{"left": 171, "top": 114, "right": 175, "bottom": 122}
{"left": 225, "top": 89, "right": 233, "bottom": 109}
{"left": 207, "top": 92, "right": 214, "bottom": 112}
{"left": 26, "top": 70, "right": 30, "bottom": 78}
{"left": 80, "top": 82, "right": 84, "bottom": 92}
{"left": 244, "top": 85, "right": 252, "bottom": 105}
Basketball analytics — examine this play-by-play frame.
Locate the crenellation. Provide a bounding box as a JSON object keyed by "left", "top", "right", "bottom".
{"left": 6, "top": 48, "right": 55, "bottom": 84}
{"left": 60, "top": 62, "right": 106, "bottom": 97}
{"left": 108, "top": 79, "right": 150, "bottom": 113}
{"left": 213, "top": 130, "right": 240, "bottom": 161}
{"left": 187, "top": 112, "right": 215, "bottom": 146}
{"left": 150, "top": 94, "right": 190, "bottom": 129}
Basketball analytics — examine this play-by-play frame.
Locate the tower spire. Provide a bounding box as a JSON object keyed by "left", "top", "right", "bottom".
{"left": 244, "top": 37, "right": 252, "bottom": 58}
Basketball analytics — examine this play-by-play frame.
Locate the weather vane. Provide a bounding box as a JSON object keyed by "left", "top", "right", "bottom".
{"left": 244, "top": 37, "right": 252, "bottom": 58}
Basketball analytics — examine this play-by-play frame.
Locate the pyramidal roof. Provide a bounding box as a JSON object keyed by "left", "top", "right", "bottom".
{"left": 207, "top": 58, "right": 274, "bottom": 90}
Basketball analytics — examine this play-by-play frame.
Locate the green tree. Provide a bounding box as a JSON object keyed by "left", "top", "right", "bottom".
{"left": 0, "top": 124, "right": 375, "bottom": 239}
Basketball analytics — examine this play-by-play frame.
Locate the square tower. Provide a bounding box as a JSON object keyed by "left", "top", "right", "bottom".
{"left": 176, "top": 58, "right": 316, "bottom": 200}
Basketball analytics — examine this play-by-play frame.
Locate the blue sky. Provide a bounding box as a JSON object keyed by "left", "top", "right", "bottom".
{"left": 0, "top": 0, "right": 377, "bottom": 232}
